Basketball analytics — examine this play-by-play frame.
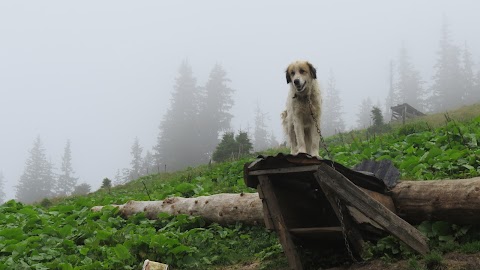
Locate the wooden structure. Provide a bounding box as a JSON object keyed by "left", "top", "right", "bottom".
{"left": 391, "top": 103, "right": 425, "bottom": 124}
{"left": 244, "top": 154, "right": 429, "bottom": 270}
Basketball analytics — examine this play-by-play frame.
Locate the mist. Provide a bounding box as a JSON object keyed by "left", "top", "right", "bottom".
{"left": 1, "top": 1, "right": 480, "bottom": 200}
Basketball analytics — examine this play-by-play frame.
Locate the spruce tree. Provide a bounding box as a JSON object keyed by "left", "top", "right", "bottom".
{"left": 430, "top": 16, "right": 463, "bottom": 112}
{"left": 72, "top": 183, "right": 91, "bottom": 196}
{"left": 141, "top": 150, "right": 155, "bottom": 176}
{"left": 16, "top": 136, "right": 55, "bottom": 203}
{"left": 460, "top": 42, "right": 476, "bottom": 105}
{"left": 356, "top": 98, "right": 373, "bottom": 129}
{"left": 396, "top": 45, "right": 425, "bottom": 112}
{"left": 197, "top": 64, "right": 234, "bottom": 162}
{"left": 155, "top": 60, "right": 201, "bottom": 171}
{"left": 56, "top": 140, "right": 78, "bottom": 196}
{"left": 130, "top": 137, "right": 143, "bottom": 179}
{"left": 385, "top": 60, "right": 399, "bottom": 121}
{"left": 322, "top": 70, "right": 346, "bottom": 136}
{"left": 253, "top": 103, "right": 269, "bottom": 151}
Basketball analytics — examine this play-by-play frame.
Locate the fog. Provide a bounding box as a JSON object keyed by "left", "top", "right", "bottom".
{"left": 1, "top": 1, "right": 479, "bottom": 200}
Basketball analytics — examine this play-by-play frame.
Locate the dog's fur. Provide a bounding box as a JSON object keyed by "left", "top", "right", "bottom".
{"left": 281, "top": 60, "right": 322, "bottom": 156}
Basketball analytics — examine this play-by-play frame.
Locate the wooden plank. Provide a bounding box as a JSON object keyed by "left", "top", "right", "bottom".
{"left": 258, "top": 175, "right": 303, "bottom": 270}
{"left": 319, "top": 183, "right": 365, "bottom": 258}
{"left": 289, "top": 227, "right": 342, "bottom": 234}
{"left": 257, "top": 186, "right": 275, "bottom": 230}
{"left": 248, "top": 165, "right": 320, "bottom": 176}
{"left": 315, "top": 163, "right": 429, "bottom": 255}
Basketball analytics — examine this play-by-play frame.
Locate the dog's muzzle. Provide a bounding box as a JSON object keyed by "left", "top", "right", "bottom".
{"left": 295, "top": 81, "right": 307, "bottom": 92}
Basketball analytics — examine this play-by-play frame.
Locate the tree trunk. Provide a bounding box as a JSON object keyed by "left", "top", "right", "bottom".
{"left": 92, "top": 177, "right": 480, "bottom": 226}
{"left": 392, "top": 177, "right": 480, "bottom": 224}
{"left": 91, "top": 193, "right": 264, "bottom": 226}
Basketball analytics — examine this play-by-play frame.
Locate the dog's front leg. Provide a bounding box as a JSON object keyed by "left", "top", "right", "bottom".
{"left": 293, "top": 118, "right": 307, "bottom": 154}
{"left": 309, "top": 129, "right": 320, "bottom": 157}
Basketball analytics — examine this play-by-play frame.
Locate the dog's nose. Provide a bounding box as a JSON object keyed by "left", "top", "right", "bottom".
{"left": 294, "top": 79, "right": 300, "bottom": 86}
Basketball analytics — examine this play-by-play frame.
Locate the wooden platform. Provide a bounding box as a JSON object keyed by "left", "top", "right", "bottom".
{"left": 244, "top": 154, "right": 429, "bottom": 270}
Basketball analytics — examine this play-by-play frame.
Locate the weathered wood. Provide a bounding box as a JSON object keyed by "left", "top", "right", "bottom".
{"left": 315, "top": 163, "right": 430, "bottom": 255}
{"left": 91, "top": 193, "right": 264, "bottom": 226}
{"left": 258, "top": 186, "right": 275, "bottom": 230}
{"left": 319, "top": 181, "right": 365, "bottom": 258}
{"left": 258, "top": 175, "right": 303, "bottom": 270}
{"left": 248, "top": 165, "right": 320, "bottom": 176}
{"left": 392, "top": 177, "right": 480, "bottom": 224}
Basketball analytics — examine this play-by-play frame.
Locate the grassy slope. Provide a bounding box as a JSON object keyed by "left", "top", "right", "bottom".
{"left": 1, "top": 103, "right": 480, "bottom": 270}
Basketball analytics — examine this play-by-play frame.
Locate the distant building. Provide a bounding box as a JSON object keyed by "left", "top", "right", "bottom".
{"left": 390, "top": 103, "right": 425, "bottom": 124}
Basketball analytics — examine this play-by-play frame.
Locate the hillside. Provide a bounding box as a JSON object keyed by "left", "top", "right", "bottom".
{"left": 1, "top": 104, "right": 480, "bottom": 270}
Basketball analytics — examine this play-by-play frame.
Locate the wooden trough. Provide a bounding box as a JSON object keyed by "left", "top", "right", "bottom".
{"left": 244, "top": 154, "right": 429, "bottom": 270}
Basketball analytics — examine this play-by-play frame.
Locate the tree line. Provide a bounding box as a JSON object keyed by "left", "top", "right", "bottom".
{"left": 14, "top": 137, "right": 90, "bottom": 204}
{"left": 324, "top": 16, "right": 480, "bottom": 133}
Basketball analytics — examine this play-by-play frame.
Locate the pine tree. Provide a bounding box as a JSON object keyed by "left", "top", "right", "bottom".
{"left": 197, "top": 64, "right": 235, "bottom": 162}
{"left": 253, "top": 103, "right": 270, "bottom": 151}
{"left": 16, "top": 136, "right": 55, "bottom": 203}
{"left": 356, "top": 98, "right": 373, "bottom": 129}
{"left": 56, "top": 140, "right": 78, "bottom": 196}
{"left": 430, "top": 16, "right": 463, "bottom": 112}
{"left": 268, "top": 132, "right": 279, "bottom": 149}
{"left": 72, "top": 183, "right": 91, "bottom": 196}
{"left": 322, "top": 70, "right": 346, "bottom": 136}
{"left": 385, "top": 60, "right": 399, "bottom": 121}
{"left": 212, "top": 131, "right": 253, "bottom": 162}
{"left": 155, "top": 60, "right": 201, "bottom": 171}
{"left": 0, "top": 171, "right": 6, "bottom": 204}
{"left": 396, "top": 45, "right": 425, "bottom": 112}
{"left": 130, "top": 137, "right": 143, "bottom": 179}
{"left": 460, "top": 42, "right": 476, "bottom": 105}
{"left": 141, "top": 150, "right": 155, "bottom": 176}
{"left": 113, "top": 169, "right": 123, "bottom": 186}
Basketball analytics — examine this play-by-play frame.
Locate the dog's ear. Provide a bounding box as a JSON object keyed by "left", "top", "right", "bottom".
{"left": 307, "top": 62, "right": 317, "bottom": 79}
{"left": 285, "top": 69, "right": 291, "bottom": 84}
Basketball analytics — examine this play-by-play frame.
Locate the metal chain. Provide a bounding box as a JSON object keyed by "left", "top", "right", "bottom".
{"left": 307, "top": 98, "right": 334, "bottom": 167}
{"left": 308, "top": 97, "right": 359, "bottom": 263}
{"left": 336, "top": 197, "right": 358, "bottom": 263}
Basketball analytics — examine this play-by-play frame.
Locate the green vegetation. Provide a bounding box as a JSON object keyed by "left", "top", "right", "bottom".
{"left": 1, "top": 105, "right": 480, "bottom": 269}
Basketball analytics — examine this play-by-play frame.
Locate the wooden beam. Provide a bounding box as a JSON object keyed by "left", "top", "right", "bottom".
{"left": 314, "top": 163, "right": 429, "bottom": 256}
{"left": 258, "top": 175, "right": 303, "bottom": 270}
{"left": 248, "top": 165, "right": 320, "bottom": 176}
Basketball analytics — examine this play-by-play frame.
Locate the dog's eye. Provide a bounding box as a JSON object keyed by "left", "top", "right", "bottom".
{"left": 299, "top": 69, "right": 305, "bottom": 74}
{"left": 290, "top": 71, "right": 295, "bottom": 76}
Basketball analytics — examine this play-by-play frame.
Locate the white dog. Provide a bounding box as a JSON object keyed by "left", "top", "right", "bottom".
{"left": 281, "top": 60, "right": 322, "bottom": 157}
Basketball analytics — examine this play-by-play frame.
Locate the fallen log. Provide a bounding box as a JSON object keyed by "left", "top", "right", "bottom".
{"left": 91, "top": 193, "right": 264, "bottom": 226}
{"left": 92, "top": 177, "right": 480, "bottom": 226}
{"left": 392, "top": 177, "right": 480, "bottom": 224}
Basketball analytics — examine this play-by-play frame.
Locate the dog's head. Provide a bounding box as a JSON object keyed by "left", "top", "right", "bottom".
{"left": 285, "top": 61, "right": 317, "bottom": 94}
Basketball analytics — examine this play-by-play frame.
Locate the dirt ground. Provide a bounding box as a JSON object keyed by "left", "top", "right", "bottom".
{"left": 217, "top": 252, "right": 480, "bottom": 270}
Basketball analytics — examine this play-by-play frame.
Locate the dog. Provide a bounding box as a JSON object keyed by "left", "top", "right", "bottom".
{"left": 281, "top": 60, "right": 322, "bottom": 157}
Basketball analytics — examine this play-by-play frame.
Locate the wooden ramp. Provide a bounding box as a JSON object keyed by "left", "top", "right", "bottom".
{"left": 244, "top": 154, "right": 429, "bottom": 270}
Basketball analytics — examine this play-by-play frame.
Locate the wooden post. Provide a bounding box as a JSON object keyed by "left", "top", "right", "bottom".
{"left": 315, "top": 163, "right": 429, "bottom": 255}
{"left": 258, "top": 175, "right": 303, "bottom": 270}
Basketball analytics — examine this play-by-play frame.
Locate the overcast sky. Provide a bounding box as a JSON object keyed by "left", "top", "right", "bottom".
{"left": 1, "top": 1, "right": 479, "bottom": 200}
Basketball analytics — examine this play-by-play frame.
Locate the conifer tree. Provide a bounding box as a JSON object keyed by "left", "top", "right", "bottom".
{"left": 212, "top": 131, "right": 253, "bottom": 162}
{"left": 396, "top": 45, "right": 425, "bottom": 112}
{"left": 430, "top": 16, "right": 463, "bottom": 112}
{"left": 385, "top": 60, "right": 398, "bottom": 121}
{"left": 16, "top": 136, "right": 55, "bottom": 203}
{"left": 322, "top": 70, "right": 346, "bottom": 136}
{"left": 356, "top": 98, "right": 373, "bottom": 129}
{"left": 155, "top": 60, "right": 201, "bottom": 171}
{"left": 130, "top": 137, "right": 143, "bottom": 179}
{"left": 197, "top": 64, "right": 234, "bottom": 161}
{"left": 56, "top": 140, "right": 78, "bottom": 196}
{"left": 461, "top": 42, "right": 476, "bottom": 105}
{"left": 253, "top": 103, "right": 269, "bottom": 151}
{"left": 72, "top": 183, "right": 91, "bottom": 196}
{"left": 141, "top": 150, "right": 155, "bottom": 176}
